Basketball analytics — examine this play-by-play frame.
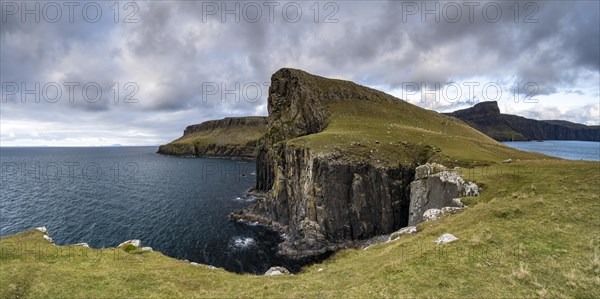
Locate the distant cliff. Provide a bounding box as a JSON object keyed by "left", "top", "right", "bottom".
{"left": 446, "top": 101, "right": 600, "bottom": 141}
{"left": 157, "top": 116, "right": 268, "bottom": 158}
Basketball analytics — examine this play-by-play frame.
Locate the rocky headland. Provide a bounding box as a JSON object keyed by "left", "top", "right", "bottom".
{"left": 228, "top": 68, "right": 532, "bottom": 258}
{"left": 157, "top": 116, "right": 268, "bottom": 158}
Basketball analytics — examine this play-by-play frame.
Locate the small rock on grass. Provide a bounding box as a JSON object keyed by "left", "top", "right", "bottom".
{"left": 265, "top": 266, "right": 291, "bottom": 276}
{"left": 118, "top": 239, "right": 141, "bottom": 248}
{"left": 43, "top": 235, "right": 54, "bottom": 244}
{"left": 388, "top": 226, "right": 417, "bottom": 242}
{"left": 435, "top": 233, "right": 459, "bottom": 244}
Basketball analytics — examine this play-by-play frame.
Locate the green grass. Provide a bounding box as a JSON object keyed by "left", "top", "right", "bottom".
{"left": 120, "top": 244, "right": 141, "bottom": 254}
{"left": 288, "top": 99, "right": 545, "bottom": 167}
{"left": 2, "top": 159, "right": 598, "bottom": 298}
{"left": 172, "top": 126, "right": 265, "bottom": 148}
{"left": 158, "top": 117, "right": 268, "bottom": 156}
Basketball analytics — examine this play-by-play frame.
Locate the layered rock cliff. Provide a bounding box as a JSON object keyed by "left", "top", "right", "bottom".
{"left": 408, "top": 163, "right": 478, "bottom": 226}
{"left": 446, "top": 101, "right": 600, "bottom": 141}
{"left": 157, "top": 116, "right": 268, "bottom": 158}
{"left": 231, "top": 69, "right": 509, "bottom": 258}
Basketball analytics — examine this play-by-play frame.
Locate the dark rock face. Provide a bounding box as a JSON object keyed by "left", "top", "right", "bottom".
{"left": 157, "top": 116, "right": 268, "bottom": 158}
{"left": 234, "top": 69, "right": 421, "bottom": 258}
{"left": 446, "top": 101, "right": 599, "bottom": 141}
{"left": 157, "top": 143, "right": 196, "bottom": 156}
{"left": 237, "top": 146, "right": 416, "bottom": 257}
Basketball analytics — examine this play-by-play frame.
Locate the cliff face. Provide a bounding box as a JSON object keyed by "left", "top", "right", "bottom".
{"left": 447, "top": 102, "right": 600, "bottom": 141}
{"left": 157, "top": 117, "right": 268, "bottom": 158}
{"left": 232, "top": 69, "right": 491, "bottom": 258}
{"left": 247, "top": 145, "right": 417, "bottom": 256}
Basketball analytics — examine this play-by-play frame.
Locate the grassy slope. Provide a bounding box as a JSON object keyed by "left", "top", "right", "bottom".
{"left": 2, "top": 159, "right": 598, "bottom": 298}
{"left": 171, "top": 125, "right": 265, "bottom": 147}
{"left": 289, "top": 98, "right": 545, "bottom": 167}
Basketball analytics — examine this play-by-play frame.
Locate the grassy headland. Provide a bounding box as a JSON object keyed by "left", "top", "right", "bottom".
{"left": 158, "top": 116, "right": 268, "bottom": 157}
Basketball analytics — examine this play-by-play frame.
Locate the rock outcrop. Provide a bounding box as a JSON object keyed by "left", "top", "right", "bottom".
{"left": 264, "top": 266, "right": 291, "bottom": 276}
{"left": 157, "top": 116, "right": 268, "bottom": 158}
{"left": 446, "top": 101, "right": 600, "bottom": 141}
{"left": 435, "top": 233, "right": 459, "bottom": 244}
{"left": 408, "top": 163, "right": 478, "bottom": 226}
{"left": 388, "top": 226, "right": 417, "bottom": 242}
{"left": 118, "top": 239, "right": 142, "bottom": 248}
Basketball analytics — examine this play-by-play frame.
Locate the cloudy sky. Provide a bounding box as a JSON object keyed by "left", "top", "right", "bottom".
{"left": 1, "top": 0, "right": 598, "bottom": 146}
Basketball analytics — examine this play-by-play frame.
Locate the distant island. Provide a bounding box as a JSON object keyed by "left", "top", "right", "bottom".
{"left": 445, "top": 101, "right": 600, "bottom": 141}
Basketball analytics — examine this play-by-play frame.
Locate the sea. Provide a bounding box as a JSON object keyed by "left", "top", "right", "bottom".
{"left": 0, "top": 146, "right": 311, "bottom": 274}
{"left": 1, "top": 141, "right": 597, "bottom": 274}
{"left": 502, "top": 140, "right": 600, "bottom": 161}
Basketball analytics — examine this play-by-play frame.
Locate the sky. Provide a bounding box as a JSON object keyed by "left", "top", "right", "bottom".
{"left": 1, "top": 0, "right": 599, "bottom": 146}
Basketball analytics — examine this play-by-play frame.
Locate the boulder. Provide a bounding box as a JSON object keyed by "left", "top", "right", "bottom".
{"left": 264, "top": 266, "right": 291, "bottom": 276}
{"left": 118, "top": 239, "right": 141, "bottom": 248}
{"left": 396, "top": 226, "right": 417, "bottom": 235}
{"left": 423, "top": 207, "right": 464, "bottom": 222}
{"left": 423, "top": 209, "right": 443, "bottom": 222}
{"left": 435, "top": 233, "right": 459, "bottom": 244}
{"left": 35, "top": 226, "right": 47, "bottom": 233}
{"left": 451, "top": 198, "right": 465, "bottom": 207}
{"left": 43, "top": 235, "right": 54, "bottom": 244}
{"left": 388, "top": 226, "right": 418, "bottom": 242}
{"left": 441, "top": 207, "right": 464, "bottom": 214}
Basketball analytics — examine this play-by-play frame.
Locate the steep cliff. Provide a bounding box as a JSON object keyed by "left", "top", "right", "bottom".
{"left": 446, "top": 101, "right": 600, "bottom": 141}
{"left": 232, "top": 68, "right": 541, "bottom": 258}
{"left": 157, "top": 117, "right": 268, "bottom": 158}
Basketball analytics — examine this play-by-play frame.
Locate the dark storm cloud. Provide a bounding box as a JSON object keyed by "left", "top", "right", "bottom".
{"left": 0, "top": 0, "right": 598, "bottom": 145}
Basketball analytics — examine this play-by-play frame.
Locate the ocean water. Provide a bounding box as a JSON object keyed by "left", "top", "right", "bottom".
{"left": 502, "top": 140, "right": 600, "bottom": 161}
{"left": 0, "top": 146, "right": 309, "bottom": 274}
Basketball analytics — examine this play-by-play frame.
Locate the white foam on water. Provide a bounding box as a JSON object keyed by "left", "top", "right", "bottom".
{"left": 231, "top": 237, "right": 256, "bottom": 249}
